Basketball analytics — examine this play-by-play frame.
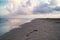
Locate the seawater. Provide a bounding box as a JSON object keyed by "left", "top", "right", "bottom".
{"left": 0, "top": 18, "right": 33, "bottom": 36}
{"left": 0, "top": 18, "right": 10, "bottom": 36}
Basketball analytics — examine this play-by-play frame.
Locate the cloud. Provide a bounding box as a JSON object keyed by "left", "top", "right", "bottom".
{"left": 1, "top": 0, "right": 60, "bottom": 16}
{"left": 33, "top": 0, "right": 60, "bottom": 14}
{"left": 11, "top": 0, "right": 50, "bottom": 15}
{"left": 15, "top": 0, "right": 60, "bottom": 14}
{"left": 54, "top": 7, "right": 60, "bottom": 11}
{"left": 5, "top": 0, "right": 51, "bottom": 15}
{"left": 0, "top": 0, "right": 10, "bottom": 16}
{"left": 33, "top": 3, "right": 54, "bottom": 14}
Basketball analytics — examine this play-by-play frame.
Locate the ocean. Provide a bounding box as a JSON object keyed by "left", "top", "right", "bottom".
{"left": 0, "top": 18, "right": 33, "bottom": 36}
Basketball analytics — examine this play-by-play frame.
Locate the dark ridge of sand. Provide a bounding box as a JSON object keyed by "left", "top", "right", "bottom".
{"left": 0, "top": 18, "right": 60, "bottom": 40}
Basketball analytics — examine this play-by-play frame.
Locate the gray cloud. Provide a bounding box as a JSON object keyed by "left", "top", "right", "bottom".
{"left": 54, "top": 7, "right": 60, "bottom": 11}
{"left": 5, "top": 0, "right": 60, "bottom": 15}
{"left": 33, "top": 3, "right": 54, "bottom": 14}
{"left": 33, "top": 0, "right": 60, "bottom": 14}
{"left": 26, "top": 0, "right": 31, "bottom": 6}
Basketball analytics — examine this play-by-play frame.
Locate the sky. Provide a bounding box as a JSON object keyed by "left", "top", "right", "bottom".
{"left": 0, "top": 0, "right": 60, "bottom": 17}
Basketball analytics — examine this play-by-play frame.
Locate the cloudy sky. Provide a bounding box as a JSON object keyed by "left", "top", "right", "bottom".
{"left": 0, "top": 0, "right": 60, "bottom": 17}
